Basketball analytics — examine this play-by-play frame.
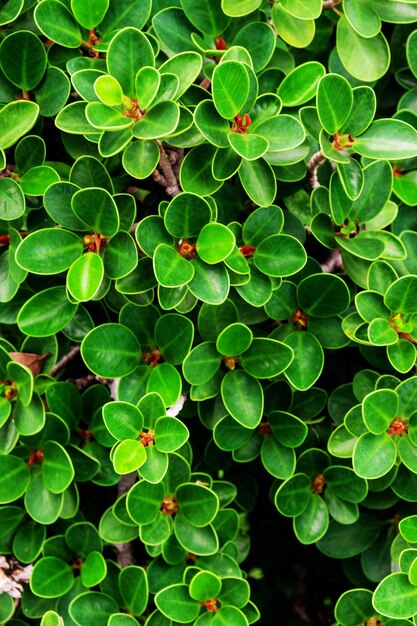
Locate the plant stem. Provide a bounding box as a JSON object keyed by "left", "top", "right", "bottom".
{"left": 322, "top": 0, "right": 342, "bottom": 9}
{"left": 307, "top": 150, "right": 327, "bottom": 189}
{"left": 51, "top": 345, "right": 80, "bottom": 376}
{"left": 113, "top": 474, "right": 137, "bottom": 568}
{"left": 154, "top": 141, "right": 181, "bottom": 197}
{"left": 321, "top": 249, "right": 343, "bottom": 274}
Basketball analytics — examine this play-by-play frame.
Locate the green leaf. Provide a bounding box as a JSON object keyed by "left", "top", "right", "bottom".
{"left": 279, "top": 0, "right": 321, "bottom": 19}
{"left": 274, "top": 473, "right": 311, "bottom": 517}
{"left": 182, "top": 0, "right": 229, "bottom": 36}
{"left": 212, "top": 61, "right": 250, "bottom": 120}
{"left": 154, "top": 313, "right": 194, "bottom": 365}
{"left": 174, "top": 515, "right": 218, "bottom": 556}
{"left": 344, "top": 0, "right": 381, "bottom": 38}
{"left": 277, "top": 62, "right": 325, "bottom": 107}
{"left": 155, "top": 584, "right": 200, "bottom": 623}
{"left": 183, "top": 342, "right": 221, "bottom": 386}
{"left": 119, "top": 565, "right": 148, "bottom": 616}
{"left": 238, "top": 158, "right": 276, "bottom": 207}
{"left": 283, "top": 332, "right": 324, "bottom": 391}
{"left": 216, "top": 323, "right": 253, "bottom": 356}
{"left": 165, "top": 193, "right": 212, "bottom": 239}
{"left": 113, "top": 439, "right": 147, "bottom": 474}
{"left": 297, "top": 273, "right": 350, "bottom": 317}
{"left": 103, "top": 401, "right": 143, "bottom": 440}
{"left": 176, "top": 483, "right": 219, "bottom": 527}
{"left": 71, "top": 0, "right": 109, "bottom": 29}
{"left": 30, "top": 557, "right": 73, "bottom": 598}
{"left": 353, "top": 432, "right": 396, "bottom": 478}
{"left": 81, "top": 323, "right": 141, "bottom": 378}
{"left": 122, "top": 139, "right": 159, "bottom": 179}
{"left": 190, "top": 570, "right": 222, "bottom": 601}
{"left": 69, "top": 591, "right": 119, "bottom": 626}
{"left": 253, "top": 234, "right": 306, "bottom": 277}
{"left": 336, "top": 17, "right": 390, "bottom": 82}
{"left": 126, "top": 480, "right": 164, "bottom": 525}
{"left": 334, "top": 589, "right": 373, "bottom": 626}
{"left": 34, "top": 0, "right": 82, "bottom": 48}
{"left": 0, "top": 178, "right": 25, "bottom": 221}
{"left": 354, "top": 119, "right": 417, "bottom": 160}
{"left": 153, "top": 244, "right": 195, "bottom": 288}
{"left": 293, "top": 494, "right": 329, "bottom": 544}
{"left": 373, "top": 573, "right": 417, "bottom": 619}
{"left": 0, "top": 454, "right": 30, "bottom": 503}
{"left": 81, "top": 551, "right": 107, "bottom": 587}
{"left": 317, "top": 74, "right": 353, "bottom": 135}
{"left": 42, "top": 440, "right": 75, "bottom": 493}
{"left": 132, "top": 101, "right": 180, "bottom": 140}
{"left": 154, "top": 416, "right": 189, "bottom": 453}
{"left": 17, "top": 287, "right": 78, "bottom": 337}
{"left": 67, "top": 252, "right": 104, "bottom": 302}
{"left": 107, "top": 27, "right": 154, "bottom": 98}
{"left": 0, "top": 30, "right": 47, "bottom": 90}
{"left": 240, "top": 338, "right": 294, "bottom": 378}
{"left": 188, "top": 258, "right": 230, "bottom": 305}
{"left": 0, "top": 100, "right": 40, "bottom": 150}
{"left": 221, "top": 370, "right": 263, "bottom": 429}
{"left": 146, "top": 363, "right": 182, "bottom": 407}
{"left": 362, "top": 389, "right": 399, "bottom": 434}
{"left": 385, "top": 276, "right": 417, "bottom": 313}
{"left": 196, "top": 223, "right": 235, "bottom": 265}
{"left": 272, "top": 4, "right": 315, "bottom": 48}
{"left": 16, "top": 228, "right": 83, "bottom": 275}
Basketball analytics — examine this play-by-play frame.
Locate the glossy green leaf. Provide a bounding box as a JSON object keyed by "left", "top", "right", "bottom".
{"left": 67, "top": 252, "right": 104, "bottom": 302}
{"left": 155, "top": 584, "right": 200, "bottom": 623}
{"left": 0, "top": 454, "right": 30, "bottom": 503}
{"left": 43, "top": 441, "right": 74, "bottom": 493}
{"left": 317, "top": 74, "right": 353, "bottom": 135}
{"left": 81, "top": 323, "right": 141, "bottom": 378}
{"left": 107, "top": 27, "right": 154, "bottom": 98}
{"left": 17, "top": 287, "right": 78, "bottom": 337}
{"left": 221, "top": 370, "right": 263, "bottom": 429}
{"left": 336, "top": 17, "right": 390, "bottom": 82}
{"left": 176, "top": 483, "right": 219, "bottom": 527}
{"left": 374, "top": 573, "right": 417, "bottom": 619}
{"left": 16, "top": 228, "right": 83, "bottom": 275}
{"left": 71, "top": 0, "right": 109, "bottom": 29}
{"left": 113, "top": 439, "right": 147, "bottom": 474}
{"left": 165, "top": 193, "right": 212, "bottom": 238}
{"left": 212, "top": 61, "right": 249, "bottom": 120}
{"left": 272, "top": 4, "right": 315, "bottom": 48}
{"left": 34, "top": 0, "right": 82, "bottom": 48}
{"left": 0, "top": 30, "right": 46, "bottom": 90}
{"left": 353, "top": 432, "right": 396, "bottom": 478}
{"left": 0, "top": 100, "right": 40, "bottom": 150}
{"left": 30, "top": 557, "right": 73, "bottom": 598}
{"left": 283, "top": 332, "right": 324, "bottom": 391}
{"left": 153, "top": 244, "right": 195, "bottom": 288}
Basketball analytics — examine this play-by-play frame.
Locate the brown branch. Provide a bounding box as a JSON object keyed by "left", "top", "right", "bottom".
{"left": 51, "top": 345, "right": 80, "bottom": 377}
{"left": 322, "top": 0, "right": 342, "bottom": 8}
{"left": 154, "top": 141, "right": 181, "bottom": 197}
{"left": 321, "top": 249, "right": 344, "bottom": 274}
{"left": 113, "top": 474, "right": 137, "bottom": 568}
{"left": 307, "top": 150, "right": 326, "bottom": 189}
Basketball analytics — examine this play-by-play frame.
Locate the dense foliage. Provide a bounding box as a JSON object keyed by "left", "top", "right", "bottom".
{"left": 4, "top": 0, "right": 417, "bottom": 624}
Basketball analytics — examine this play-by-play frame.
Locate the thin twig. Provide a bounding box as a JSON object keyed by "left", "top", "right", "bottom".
{"left": 322, "top": 0, "right": 342, "bottom": 8}
{"left": 114, "top": 474, "right": 137, "bottom": 568}
{"left": 321, "top": 249, "right": 344, "bottom": 274}
{"left": 307, "top": 150, "right": 327, "bottom": 189}
{"left": 51, "top": 345, "right": 80, "bottom": 376}
{"left": 154, "top": 141, "right": 181, "bottom": 197}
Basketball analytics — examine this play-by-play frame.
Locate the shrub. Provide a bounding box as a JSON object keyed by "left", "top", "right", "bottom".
{"left": 2, "top": 0, "right": 417, "bottom": 624}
